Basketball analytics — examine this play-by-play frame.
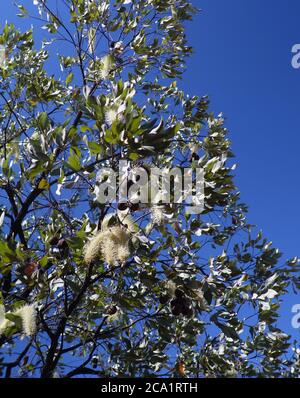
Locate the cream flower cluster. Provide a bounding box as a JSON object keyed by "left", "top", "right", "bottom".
{"left": 145, "top": 205, "right": 169, "bottom": 234}
{"left": 0, "top": 305, "right": 13, "bottom": 336}
{"left": 151, "top": 205, "right": 166, "bottom": 226}
{"left": 0, "top": 45, "right": 6, "bottom": 67}
{"left": 16, "top": 304, "right": 37, "bottom": 337}
{"left": 0, "top": 303, "right": 37, "bottom": 337}
{"left": 99, "top": 54, "right": 114, "bottom": 80}
{"left": 84, "top": 213, "right": 135, "bottom": 266}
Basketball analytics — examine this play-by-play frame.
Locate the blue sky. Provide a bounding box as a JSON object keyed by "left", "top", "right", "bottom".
{"left": 1, "top": 0, "right": 300, "bottom": 341}
{"left": 184, "top": 0, "right": 300, "bottom": 338}
{"left": 186, "top": 0, "right": 300, "bottom": 258}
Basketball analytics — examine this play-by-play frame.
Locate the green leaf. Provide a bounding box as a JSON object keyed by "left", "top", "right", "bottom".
{"left": 88, "top": 141, "right": 103, "bottom": 155}
{"left": 66, "top": 150, "right": 81, "bottom": 171}
{"left": 104, "top": 128, "right": 119, "bottom": 144}
{"left": 66, "top": 72, "right": 74, "bottom": 85}
{"left": 37, "top": 112, "right": 49, "bottom": 130}
{"left": 38, "top": 179, "right": 50, "bottom": 190}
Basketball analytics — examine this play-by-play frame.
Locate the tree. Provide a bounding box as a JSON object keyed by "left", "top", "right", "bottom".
{"left": 0, "top": 0, "right": 299, "bottom": 378}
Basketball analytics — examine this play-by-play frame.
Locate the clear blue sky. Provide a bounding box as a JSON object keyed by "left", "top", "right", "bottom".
{"left": 186, "top": 0, "right": 300, "bottom": 259}
{"left": 185, "top": 0, "right": 300, "bottom": 338}
{"left": 1, "top": 0, "right": 299, "bottom": 338}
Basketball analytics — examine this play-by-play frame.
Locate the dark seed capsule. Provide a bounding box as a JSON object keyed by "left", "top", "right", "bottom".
{"left": 171, "top": 298, "right": 180, "bottom": 306}
{"left": 91, "top": 357, "right": 98, "bottom": 369}
{"left": 107, "top": 305, "right": 118, "bottom": 315}
{"left": 57, "top": 239, "right": 69, "bottom": 251}
{"left": 171, "top": 305, "right": 182, "bottom": 316}
{"left": 46, "top": 260, "right": 53, "bottom": 268}
{"left": 190, "top": 153, "right": 200, "bottom": 162}
{"left": 49, "top": 236, "right": 59, "bottom": 246}
{"left": 159, "top": 294, "right": 169, "bottom": 305}
{"left": 24, "top": 261, "right": 38, "bottom": 277}
{"left": 118, "top": 202, "right": 129, "bottom": 211}
{"left": 181, "top": 303, "right": 191, "bottom": 316}
{"left": 176, "top": 361, "right": 186, "bottom": 376}
{"left": 186, "top": 307, "right": 194, "bottom": 318}
{"left": 171, "top": 298, "right": 182, "bottom": 316}
{"left": 175, "top": 289, "right": 185, "bottom": 299}
{"left": 130, "top": 202, "right": 140, "bottom": 212}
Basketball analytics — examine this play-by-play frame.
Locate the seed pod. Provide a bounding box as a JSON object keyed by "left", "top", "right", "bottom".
{"left": 175, "top": 288, "right": 185, "bottom": 299}
{"left": 57, "top": 238, "right": 68, "bottom": 249}
{"left": 129, "top": 202, "right": 140, "bottom": 212}
{"left": 118, "top": 202, "right": 129, "bottom": 211}
{"left": 232, "top": 216, "right": 238, "bottom": 225}
{"left": 186, "top": 307, "right": 194, "bottom": 318}
{"left": 171, "top": 305, "right": 181, "bottom": 316}
{"left": 159, "top": 294, "right": 169, "bottom": 305}
{"left": 189, "top": 152, "right": 200, "bottom": 162}
{"left": 57, "top": 238, "right": 69, "bottom": 256}
{"left": 181, "top": 302, "right": 191, "bottom": 316}
{"left": 91, "top": 356, "right": 98, "bottom": 369}
{"left": 176, "top": 360, "right": 186, "bottom": 377}
{"left": 24, "top": 261, "right": 38, "bottom": 277}
{"left": 106, "top": 305, "right": 118, "bottom": 315}
{"left": 49, "top": 236, "right": 59, "bottom": 246}
{"left": 170, "top": 298, "right": 182, "bottom": 316}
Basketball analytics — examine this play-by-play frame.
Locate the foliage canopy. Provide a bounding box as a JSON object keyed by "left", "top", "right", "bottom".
{"left": 0, "top": 0, "right": 299, "bottom": 378}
